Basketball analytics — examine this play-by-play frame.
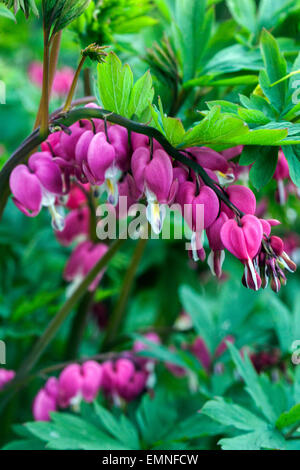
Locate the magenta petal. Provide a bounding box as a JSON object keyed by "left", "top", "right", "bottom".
{"left": 206, "top": 212, "right": 229, "bottom": 251}
{"left": 221, "top": 146, "right": 243, "bottom": 160}
{"left": 60, "top": 125, "right": 85, "bottom": 161}
{"left": 10, "top": 165, "right": 42, "bottom": 216}
{"left": 188, "top": 147, "right": 229, "bottom": 173}
{"left": 29, "top": 154, "right": 63, "bottom": 194}
{"left": 131, "top": 147, "right": 151, "bottom": 193}
{"left": 58, "top": 364, "right": 83, "bottom": 408}
{"left": 33, "top": 388, "right": 57, "bottom": 421}
{"left": 81, "top": 361, "right": 102, "bottom": 402}
{"left": 194, "top": 185, "right": 219, "bottom": 229}
{"left": 87, "top": 132, "right": 116, "bottom": 184}
{"left": 75, "top": 130, "right": 94, "bottom": 166}
{"left": 221, "top": 215, "right": 263, "bottom": 261}
{"left": 55, "top": 207, "right": 90, "bottom": 246}
{"left": 108, "top": 125, "right": 129, "bottom": 171}
{"left": 144, "top": 149, "right": 173, "bottom": 203}
{"left": 222, "top": 185, "right": 256, "bottom": 218}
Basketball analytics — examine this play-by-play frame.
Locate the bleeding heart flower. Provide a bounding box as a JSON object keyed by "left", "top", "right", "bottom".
{"left": 131, "top": 148, "right": 177, "bottom": 234}
{"left": 33, "top": 377, "right": 59, "bottom": 422}
{"left": 221, "top": 215, "right": 263, "bottom": 290}
{"left": 58, "top": 361, "right": 102, "bottom": 408}
{"left": 64, "top": 241, "right": 109, "bottom": 294}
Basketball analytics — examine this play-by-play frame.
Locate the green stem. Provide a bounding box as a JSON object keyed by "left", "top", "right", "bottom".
{"left": 64, "top": 292, "right": 94, "bottom": 360}
{"left": 34, "top": 31, "right": 62, "bottom": 130}
{"left": 0, "top": 237, "right": 125, "bottom": 410}
{"left": 102, "top": 237, "right": 148, "bottom": 350}
{"left": 84, "top": 67, "right": 92, "bottom": 96}
{"left": 0, "top": 107, "right": 244, "bottom": 222}
{"left": 40, "top": 30, "right": 50, "bottom": 138}
{"left": 63, "top": 56, "right": 86, "bottom": 112}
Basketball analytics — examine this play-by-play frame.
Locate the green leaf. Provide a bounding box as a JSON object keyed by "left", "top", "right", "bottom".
{"left": 283, "top": 146, "right": 300, "bottom": 187}
{"left": 0, "top": 4, "right": 16, "bottom": 20}
{"left": 201, "top": 398, "right": 268, "bottom": 432}
{"left": 174, "top": 0, "right": 206, "bottom": 80}
{"left": 179, "top": 285, "right": 215, "bottom": 352}
{"left": 181, "top": 106, "right": 287, "bottom": 150}
{"left": 2, "top": 440, "right": 45, "bottom": 450}
{"left": 136, "top": 392, "right": 177, "bottom": 446}
{"left": 260, "top": 30, "right": 287, "bottom": 112}
{"left": 24, "top": 413, "right": 129, "bottom": 450}
{"left": 250, "top": 146, "right": 279, "bottom": 190}
{"left": 276, "top": 404, "right": 300, "bottom": 430}
{"left": 219, "top": 429, "right": 286, "bottom": 450}
{"left": 93, "top": 402, "right": 140, "bottom": 449}
{"left": 153, "top": 98, "right": 186, "bottom": 147}
{"left": 98, "top": 52, "right": 133, "bottom": 117}
{"left": 226, "top": 0, "right": 257, "bottom": 34}
{"left": 227, "top": 343, "right": 277, "bottom": 424}
{"left": 127, "top": 71, "right": 154, "bottom": 122}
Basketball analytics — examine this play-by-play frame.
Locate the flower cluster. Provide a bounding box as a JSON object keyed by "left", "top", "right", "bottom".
{"left": 9, "top": 103, "right": 296, "bottom": 292}
{"left": 32, "top": 334, "right": 160, "bottom": 421}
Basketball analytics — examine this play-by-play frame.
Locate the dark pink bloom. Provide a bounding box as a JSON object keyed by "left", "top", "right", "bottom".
{"left": 33, "top": 377, "right": 59, "bottom": 421}
{"left": 222, "top": 185, "right": 256, "bottom": 218}
{"left": 102, "top": 358, "right": 147, "bottom": 402}
{"left": 131, "top": 148, "right": 177, "bottom": 233}
{"left": 9, "top": 152, "right": 64, "bottom": 228}
{"left": 28, "top": 62, "right": 73, "bottom": 97}
{"left": 177, "top": 181, "right": 219, "bottom": 231}
{"left": 55, "top": 207, "right": 90, "bottom": 246}
{"left": 64, "top": 241, "right": 109, "bottom": 293}
{"left": 60, "top": 124, "right": 86, "bottom": 162}
{"left": 65, "top": 183, "right": 89, "bottom": 210}
{"left": 221, "top": 215, "right": 263, "bottom": 291}
{"left": 107, "top": 125, "right": 129, "bottom": 171}
{"left": 221, "top": 146, "right": 243, "bottom": 160}
{"left": 52, "top": 67, "right": 74, "bottom": 96}
{"left": 58, "top": 361, "right": 102, "bottom": 408}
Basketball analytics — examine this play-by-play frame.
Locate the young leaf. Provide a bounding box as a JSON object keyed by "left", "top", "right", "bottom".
{"left": 276, "top": 404, "right": 300, "bottom": 431}
{"left": 127, "top": 71, "right": 154, "bottom": 122}
{"left": 98, "top": 52, "right": 133, "bottom": 117}
{"left": 260, "top": 30, "right": 287, "bottom": 113}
